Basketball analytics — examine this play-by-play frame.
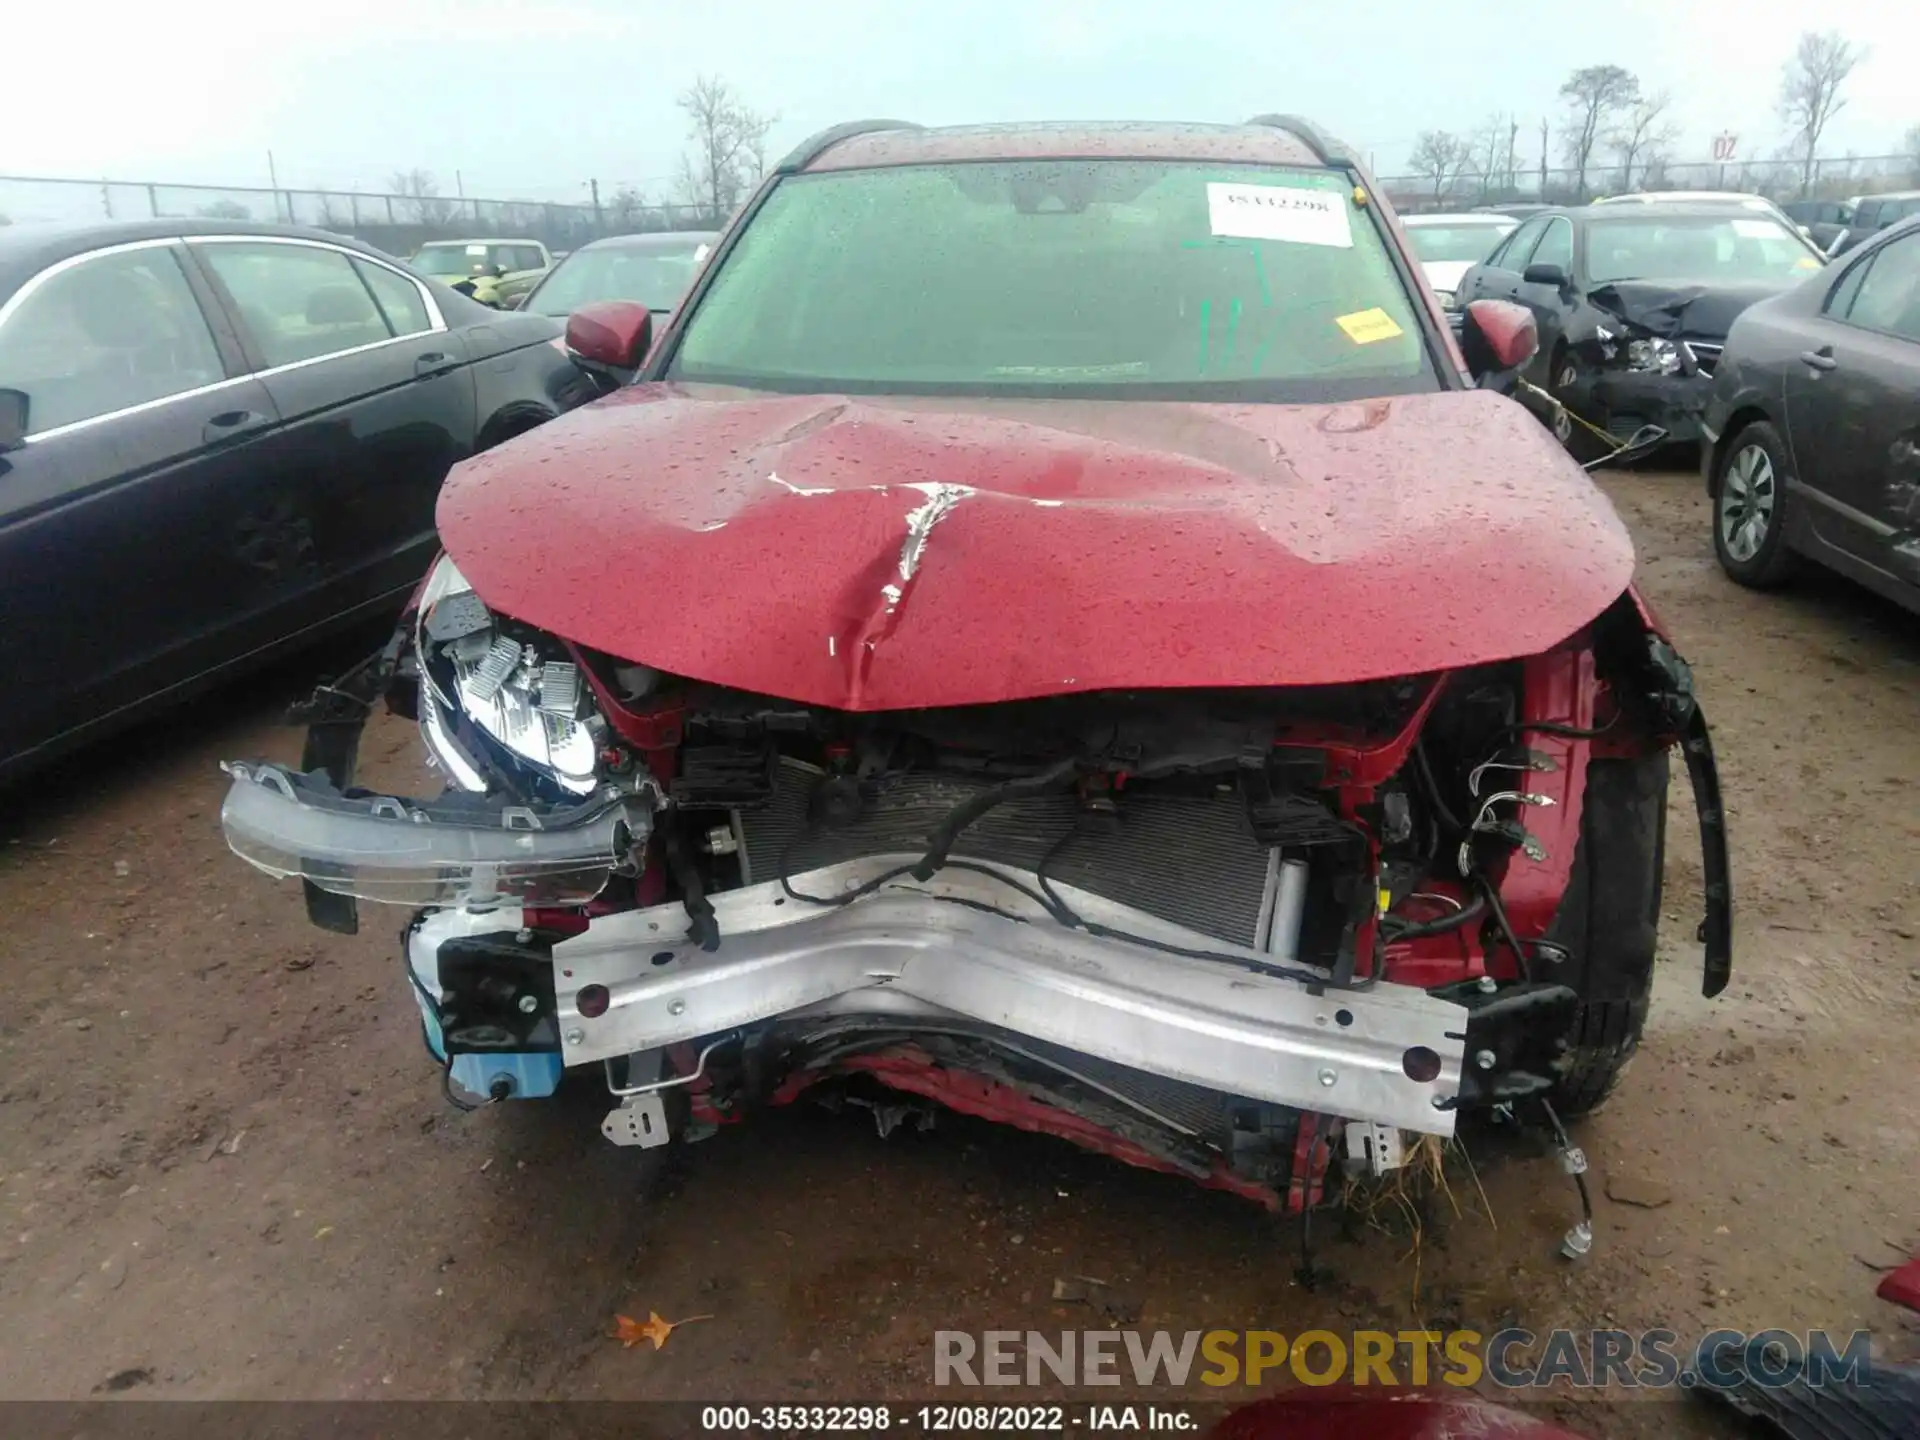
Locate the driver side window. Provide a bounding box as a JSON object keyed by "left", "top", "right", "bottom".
{"left": 0, "top": 244, "right": 227, "bottom": 437}
{"left": 1531, "top": 219, "right": 1574, "bottom": 272}
{"left": 1491, "top": 217, "right": 1549, "bottom": 271}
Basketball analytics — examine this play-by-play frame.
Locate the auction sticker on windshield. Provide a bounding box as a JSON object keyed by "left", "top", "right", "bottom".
{"left": 1336, "top": 308, "right": 1405, "bottom": 344}
{"left": 1207, "top": 182, "right": 1353, "bottom": 247}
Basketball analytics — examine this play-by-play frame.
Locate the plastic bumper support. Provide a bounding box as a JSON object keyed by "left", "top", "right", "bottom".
{"left": 219, "top": 761, "right": 641, "bottom": 910}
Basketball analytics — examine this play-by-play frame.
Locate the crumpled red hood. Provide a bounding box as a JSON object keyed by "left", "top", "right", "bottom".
{"left": 438, "top": 386, "right": 1634, "bottom": 710}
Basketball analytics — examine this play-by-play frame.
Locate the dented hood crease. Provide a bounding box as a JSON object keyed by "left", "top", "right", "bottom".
{"left": 437, "top": 387, "right": 1635, "bottom": 711}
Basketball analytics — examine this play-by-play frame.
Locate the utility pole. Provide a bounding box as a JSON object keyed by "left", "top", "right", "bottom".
{"left": 590, "top": 177, "right": 604, "bottom": 233}
{"left": 456, "top": 169, "right": 465, "bottom": 197}
{"left": 267, "top": 150, "right": 281, "bottom": 222}
{"left": 1538, "top": 119, "right": 1549, "bottom": 199}
{"left": 1506, "top": 118, "right": 1519, "bottom": 191}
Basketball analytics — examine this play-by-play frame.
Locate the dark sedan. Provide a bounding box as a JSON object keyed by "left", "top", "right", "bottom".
{"left": 0, "top": 219, "right": 597, "bottom": 783}
{"left": 1701, "top": 216, "right": 1920, "bottom": 615}
{"left": 1456, "top": 203, "right": 1827, "bottom": 456}
{"left": 517, "top": 230, "right": 718, "bottom": 320}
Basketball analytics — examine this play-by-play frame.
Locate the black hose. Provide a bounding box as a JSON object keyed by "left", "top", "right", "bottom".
{"left": 909, "top": 756, "right": 1081, "bottom": 881}
{"left": 1474, "top": 873, "right": 1533, "bottom": 982}
{"left": 1380, "top": 891, "right": 1486, "bottom": 941}
{"left": 1412, "top": 739, "right": 1462, "bottom": 832}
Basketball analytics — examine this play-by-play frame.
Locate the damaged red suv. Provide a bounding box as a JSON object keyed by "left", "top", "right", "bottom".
{"left": 221, "top": 117, "right": 1731, "bottom": 1217}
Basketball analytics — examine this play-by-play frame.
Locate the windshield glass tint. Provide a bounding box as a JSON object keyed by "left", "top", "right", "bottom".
{"left": 528, "top": 242, "right": 709, "bottom": 316}
{"left": 1404, "top": 223, "right": 1514, "bottom": 262}
{"left": 413, "top": 246, "right": 490, "bottom": 277}
{"left": 670, "top": 161, "right": 1433, "bottom": 397}
{"left": 1587, "top": 216, "right": 1824, "bottom": 284}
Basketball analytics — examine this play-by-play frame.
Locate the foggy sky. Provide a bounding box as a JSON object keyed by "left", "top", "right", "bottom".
{"left": 11, "top": 0, "right": 1913, "bottom": 203}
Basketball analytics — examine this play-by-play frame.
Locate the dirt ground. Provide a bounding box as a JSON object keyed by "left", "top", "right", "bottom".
{"left": 1, "top": 468, "right": 1915, "bottom": 1434}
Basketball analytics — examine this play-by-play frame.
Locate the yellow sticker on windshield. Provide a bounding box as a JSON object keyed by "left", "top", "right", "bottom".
{"left": 1794, "top": 256, "right": 1821, "bottom": 271}
{"left": 1336, "top": 308, "right": 1405, "bottom": 345}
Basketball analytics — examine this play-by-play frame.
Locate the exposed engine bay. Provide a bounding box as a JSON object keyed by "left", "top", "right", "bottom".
{"left": 219, "top": 555, "right": 1732, "bottom": 1223}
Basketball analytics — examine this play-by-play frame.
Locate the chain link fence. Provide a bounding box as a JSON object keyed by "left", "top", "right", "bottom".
{"left": 1378, "top": 153, "right": 1920, "bottom": 212}
{"left": 0, "top": 174, "right": 719, "bottom": 256}
{"left": 9, "top": 153, "right": 1919, "bottom": 240}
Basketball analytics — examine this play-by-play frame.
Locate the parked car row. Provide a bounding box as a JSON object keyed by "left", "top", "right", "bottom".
{"left": 1404, "top": 185, "right": 1918, "bottom": 616}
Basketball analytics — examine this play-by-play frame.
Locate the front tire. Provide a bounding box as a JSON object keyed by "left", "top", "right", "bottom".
{"left": 1544, "top": 751, "right": 1669, "bottom": 1117}
{"left": 1713, "top": 422, "right": 1799, "bottom": 587}
{"left": 1546, "top": 350, "right": 1607, "bottom": 463}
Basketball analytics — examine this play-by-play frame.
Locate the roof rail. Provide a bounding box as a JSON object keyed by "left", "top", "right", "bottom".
{"left": 1243, "top": 114, "right": 1355, "bottom": 167}
{"left": 776, "top": 120, "right": 922, "bottom": 174}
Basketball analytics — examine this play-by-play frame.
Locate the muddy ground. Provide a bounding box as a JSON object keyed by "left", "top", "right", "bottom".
{"left": 1, "top": 469, "right": 1915, "bottom": 1435}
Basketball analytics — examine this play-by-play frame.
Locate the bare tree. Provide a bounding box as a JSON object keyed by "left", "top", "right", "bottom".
{"left": 1407, "top": 131, "right": 1470, "bottom": 200}
{"left": 675, "top": 75, "right": 776, "bottom": 224}
{"left": 1560, "top": 65, "right": 1641, "bottom": 199}
{"left": 1778, "top": 32, "right": 1864, "bottom": 195}
{"left": 1611, "top": 92, "right": 1678, "bottom": 192}
{"left": 389, "top": 168, "right": 456, "bottom": 227}
{"left": 196, "top": 199, "right": 252, "bottom": 220}
{"left": 1472, "top": 115, "right": 1510, "bottom": 196}
{"left": 605, "top": 184, "right": 652, "bottom": 232}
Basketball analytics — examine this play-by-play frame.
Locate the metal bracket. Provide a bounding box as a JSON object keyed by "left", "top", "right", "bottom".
{"left": 600, "top": 1093, "right": 671, "bottom": 1148}
{"left": 1344, "top": 1121, "right": 1406, "bottom": 1176}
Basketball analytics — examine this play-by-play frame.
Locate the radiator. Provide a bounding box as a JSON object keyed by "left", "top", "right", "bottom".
{"left": 738, "top": 757, "right": 1271, "bottom": 946}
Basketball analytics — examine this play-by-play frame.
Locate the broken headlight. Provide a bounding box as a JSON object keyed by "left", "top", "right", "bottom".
{"left": 1625, "top": 338, "right": 1684, "bottom": 375}
{"left": 415, "top": 555, "right": 603, "bottom": 800}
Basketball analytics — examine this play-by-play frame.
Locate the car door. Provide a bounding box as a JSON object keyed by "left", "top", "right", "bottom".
{"left": 1458, "top": 215, "right": 1549, "bottom": 308}
{"left": 189, "top": 237, "right": 480, "bottom": 612}
{"left": 0, "top": 238, "right": 286, "bottom": 772}
{"left": 1512, "top": 216, "right": 1576, "bottom": 384}
{"left": 1784, "top": 230, "right": 1920, "bottom": 584}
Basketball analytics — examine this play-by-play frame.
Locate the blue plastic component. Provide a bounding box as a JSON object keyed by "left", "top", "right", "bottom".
{"left": 448, "top": 1051, "right": 563, "bottom": 1100}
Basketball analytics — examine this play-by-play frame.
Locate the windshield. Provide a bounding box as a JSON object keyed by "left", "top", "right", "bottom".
{"left": 526, "top": 240, "right": 711, "bottom": 316}
{"left": 1404, "top": 222, "right": 1514, "bottom": 263}
{"left": 1586, "top": 216, "right": 1825, "bottom": 284}
{"left": 413, "top": 245, "right": 497, "bottom": 278}
{"left": 669, "top": 160, "right": 1435, "bottom": 399}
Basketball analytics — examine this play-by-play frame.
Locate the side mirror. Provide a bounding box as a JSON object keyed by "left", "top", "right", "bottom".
{"left": 0, "top": 388, "right": 28, "bottom": 452}
{"left": 1522, "top": 262, "right": 1569, "bottom": 289}
{"left": 565, "top": 300, "right": 654, "bottom": 375}
{"left": 1460, "top": 299, "right": 1539, "bottom": 386}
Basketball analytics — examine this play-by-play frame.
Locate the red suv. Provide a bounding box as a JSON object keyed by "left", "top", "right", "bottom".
{"left": 222, "top": 117, "right": 1731, "bottom": 1222}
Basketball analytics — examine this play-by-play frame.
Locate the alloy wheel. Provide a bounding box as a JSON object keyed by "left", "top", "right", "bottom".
{"left": 1551, "top": 361, "right": 1578, "bottom": 443}
{"left": 1720, "top": 443, "right": 1777, "bottom": 562}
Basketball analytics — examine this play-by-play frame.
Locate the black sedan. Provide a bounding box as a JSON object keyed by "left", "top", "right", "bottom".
{"left": 516, "top": 229, "right": 718, "bottom": 320}
{"left": 1456, "top": 203, "right": 1828, "bottom": 456}
{"left": 1701, "top": 216, "right": 1920, "bottom": 615}
{"left": 0, "top": 220, "right": 596, "bottom": 783}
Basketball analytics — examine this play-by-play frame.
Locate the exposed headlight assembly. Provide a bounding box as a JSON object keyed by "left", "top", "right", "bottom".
{"left": 415, "top": 555, "right": 603, "bottom": 798}
{"left": 1625, "top": 338, "right": 1685, "bottom": 375}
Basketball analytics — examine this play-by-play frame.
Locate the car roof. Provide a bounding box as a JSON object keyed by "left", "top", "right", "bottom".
{"left": 1401, "top": 212, "right": 1514, "bottom": 225}
{"left": 1859, "top": 189, "right": 1920, "bottom": 203}
{"left": 414, "top": 237, "right": 544, "bottom": 247}
{"left": 1542, "top": 202, "right": 1801, "bottom": 223}
{"left": 0, "top": 217, "right": 402, "bottom": 303}
{"left": 796, "top": 119, "right": 1342, "bottom": 173}
{"left": 1593, "top": 191, "right": 1781, "bottom": 207}
{"left": 572, "top": 230, "right": 720, "bottom": 253}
